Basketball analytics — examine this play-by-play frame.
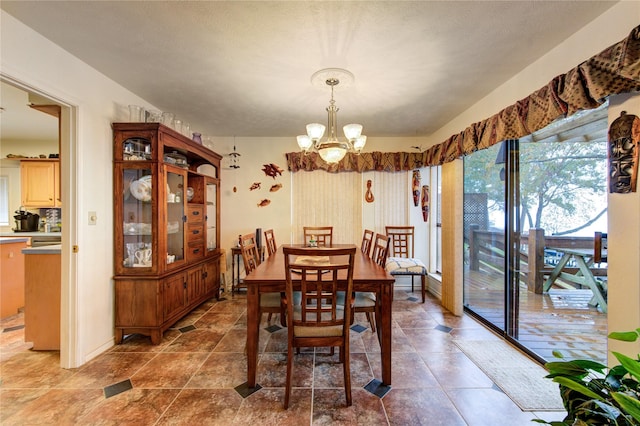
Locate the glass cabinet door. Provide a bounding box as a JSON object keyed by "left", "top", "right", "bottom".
{"left": 166, "top": 167, "right": 186, "bottom": 266}
{"left": 121, "top": 167, "right": 154, "bottom": 270}
{"left": 206, "top": 179, "right": 218, "bottom": 251}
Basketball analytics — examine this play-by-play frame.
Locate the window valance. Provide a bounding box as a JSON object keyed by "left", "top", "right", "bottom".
{"left": 286, "top": 24, "right": 640, "bottom": 173}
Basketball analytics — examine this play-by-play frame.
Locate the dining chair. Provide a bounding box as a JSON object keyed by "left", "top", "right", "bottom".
{"left": 354, "top": 233, "right": 390, "bottom": 333}
{"left": 240, "top": 232, "right": 284, "bottom": 325}
{"left": 303, "top": 226, "right": 333, "bottom": 247}
{"left": 264, "top": 228, "right": 277, "bottom": 257}
{"left": 283, "top": 246, "right": 356, "bottom": 409}
{"left": 594, "top": 231, "right": 608, "bottom": 265}
{"left": 385, "top": 226, "right": 427, "bottom": 303}
{"left": 360, "top": 229, "right": 374, "bottom": 257}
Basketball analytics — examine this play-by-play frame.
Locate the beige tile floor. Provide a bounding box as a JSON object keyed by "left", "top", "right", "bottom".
{"left": 0, "top": 290, "right": 567, "bottom": 425}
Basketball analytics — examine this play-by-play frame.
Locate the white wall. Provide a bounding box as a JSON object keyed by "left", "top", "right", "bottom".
{"left": 1, "top": 10, "right": 163, "bottom": 366}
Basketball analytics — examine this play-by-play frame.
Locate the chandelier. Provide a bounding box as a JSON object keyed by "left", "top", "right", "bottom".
{"left": 296, "top": 68, "right": 366, "bottom": 163}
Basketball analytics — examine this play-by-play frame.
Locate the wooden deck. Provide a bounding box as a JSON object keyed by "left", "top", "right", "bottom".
{"left": 464, "top": 268, "right": 608, "bottom": 364}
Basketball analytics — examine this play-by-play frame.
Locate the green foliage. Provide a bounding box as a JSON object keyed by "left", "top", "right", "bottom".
{"left": 536, "top": 330, "right": 640, "bottom": 425}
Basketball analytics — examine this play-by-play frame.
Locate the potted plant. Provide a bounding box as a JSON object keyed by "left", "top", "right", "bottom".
{"left": 535, "top": 329, "right": 640, "bottom": 425}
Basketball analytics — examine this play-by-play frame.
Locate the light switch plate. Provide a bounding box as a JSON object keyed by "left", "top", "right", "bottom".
{"left": 88, "top": 211, "right": 97, "bottom": 225}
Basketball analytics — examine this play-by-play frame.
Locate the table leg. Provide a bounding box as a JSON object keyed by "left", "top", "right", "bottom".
{"left": 575, "top": 256, "right": 607, "bottom": 313}
{"left": 379, "top": 284, "right": 393, "bottom": 385}
{"left": 543, "top": 253, "right": 571, "bottom": 292}
{"left": 246, "top": 285, "right": 260, "bottom": 388}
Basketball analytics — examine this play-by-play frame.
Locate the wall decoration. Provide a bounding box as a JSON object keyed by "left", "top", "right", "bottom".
{"left": 270, "top": 183, "right": 283, "bottom": 192}
{"left": 412, "top": 170, "right": 421, "bottom": 206}
{"left": 608, "top": 110, "right": 640, "bottom": 194}
{"left": 257, "top": 199, "right": 271, "bottom": 207}
{"left": 262, "top": 163, "right": 284, "bottom": 179}
{"left": 421, "top": 185, "right": 430, "bottom": 222}
{"left": 249, "top": 182, "right": 261, "bottom": 191}
{"left": 365, "top": 179, "right": 374, "bottom": 203}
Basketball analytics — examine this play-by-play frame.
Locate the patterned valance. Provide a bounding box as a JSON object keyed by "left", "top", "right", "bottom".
{"left": 286, "top": 24, "right": 640, "bottom": 173}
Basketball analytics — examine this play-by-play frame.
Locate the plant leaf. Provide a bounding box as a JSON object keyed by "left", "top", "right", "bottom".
{"left": 612, "top": 351, "right": 640, "bottom": 382}
{"left": 553, "top": 376, "right": 605, "bottom": 401}
{"left": 611, "top": 392, "right": 640, "bottom": 422}
{"left": 609, "top": 331, "right": 639, "bottom": 342}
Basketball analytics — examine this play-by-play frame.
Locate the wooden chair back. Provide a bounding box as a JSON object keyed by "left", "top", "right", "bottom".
{"left": 240, "top": 233, "right": 261, "bottom": 274}
{"left": 594, "top": 232, "right": 608, "bottom": 264}
{"left": 264, "top": 229, "right": 277, "bottom": 257}
{"left": 303, "top": 226, "right": 333, "bottom": 246}
{"left": 371, "top": 233, "right": 391, "bottom": 267}
{"left": 385, "top": 226, "right": 415, "bottom": 258}
{"left": 283, "top": 246, "right": 356, "bottom": 408}
{"left": 361, "top": 229, "right": 374, "bottom": 256}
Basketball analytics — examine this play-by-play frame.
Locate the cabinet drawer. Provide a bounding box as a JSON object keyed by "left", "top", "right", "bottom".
{"left": 186, "top": 242, "right": 205, "bottom": 262}
{"left": 187, "top": 205, "right": 205, "bottom": 223}
{"left": 187, "top": 224, "right": 205, "bottom": 243}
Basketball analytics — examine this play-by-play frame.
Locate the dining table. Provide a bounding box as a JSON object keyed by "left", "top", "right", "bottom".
{"left": 243, "top": 243, "right": 396, "bottom": 392}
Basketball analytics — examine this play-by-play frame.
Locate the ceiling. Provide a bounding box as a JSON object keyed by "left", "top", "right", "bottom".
{"left": 0, "top": 1, "right": 617, "bottom": 141}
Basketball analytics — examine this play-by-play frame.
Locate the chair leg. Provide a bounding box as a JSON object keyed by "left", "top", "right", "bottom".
{"left": 365, "top": 311, "right": 376, "bottom": 332}
{"left": 343, "top": 345, "right": 352, "bottom": 406}
{"left": 267, "top": 313, "right": 273, "bottom": 323}
{"left": 284, "top": 344, "right": 294, "bottom": 409}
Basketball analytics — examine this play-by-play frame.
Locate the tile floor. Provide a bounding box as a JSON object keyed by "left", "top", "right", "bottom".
{"left": 0, "top": 290, "right": 567, "bottom": 425}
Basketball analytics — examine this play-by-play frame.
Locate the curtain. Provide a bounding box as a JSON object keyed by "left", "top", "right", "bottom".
{"left": 291, "top": 171, "right": 362, "bottom": 244}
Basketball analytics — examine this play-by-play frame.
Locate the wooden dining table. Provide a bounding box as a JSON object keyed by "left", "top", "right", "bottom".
{"left": 243, "top": 244, "right": 396, "bottom": 390}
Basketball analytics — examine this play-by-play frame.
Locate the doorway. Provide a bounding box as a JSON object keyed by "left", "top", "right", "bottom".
{"left": 0, "top": 77, "right": 77, "bottom": 368}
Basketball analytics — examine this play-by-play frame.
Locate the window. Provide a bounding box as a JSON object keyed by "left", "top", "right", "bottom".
{"left": 0, "top": 176, "right": 8, "bottom": 226}
{"left": 430, "top": 166, "right": 442, "bottom": 274}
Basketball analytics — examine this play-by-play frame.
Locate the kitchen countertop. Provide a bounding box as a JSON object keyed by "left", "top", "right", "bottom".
{"left": 0, "top": 232, "right": 62, "bottom": 238}
{"left": 0, "top": 237, "right": 30, "bottom": 244}
{"left": 22, "top": 244, "right": 61, "bottom": 254}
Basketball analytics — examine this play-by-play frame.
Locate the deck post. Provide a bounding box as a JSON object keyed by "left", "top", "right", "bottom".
{"left": 528, "top": 228, "right": 545, "bottom": 294}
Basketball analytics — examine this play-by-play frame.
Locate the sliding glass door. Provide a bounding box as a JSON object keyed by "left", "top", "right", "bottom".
{"left": 463, "top": 130, "right": 608, "bottom": 363}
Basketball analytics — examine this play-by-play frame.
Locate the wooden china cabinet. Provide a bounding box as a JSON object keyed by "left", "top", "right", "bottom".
{"left": 112, "top": 123, "right": 222, "bottom": 344}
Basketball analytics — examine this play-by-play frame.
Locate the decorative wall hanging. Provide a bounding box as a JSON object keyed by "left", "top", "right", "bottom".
{"left": 270, "top": 183, "right": 283, "bottom": 192}
{"left": 262, "top": 163, "right": 284, "bottom": 179}
{"left": 365, "top": 179, "right": 374, "bottom": 203}
{"left": 228, "top": 144, "right": 240, "bottom": 169}
{"left": 412, "top": 170, "right": 421, "bottom": 206}
{"left": 250, "top": 182, "right": 261, "bottom": 191}
{"left": 257, "top": 199, "right": 271, "bottom": 207}
{"left": 421, "top": 185, "right": 430, "bottom": 222}
{"left": 608, "top": 110, "right": 640, "bottom": 193}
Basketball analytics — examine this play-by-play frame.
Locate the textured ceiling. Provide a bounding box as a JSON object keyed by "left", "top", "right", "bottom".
{"left": 0, "top": 1, "right": 616, "bottom": 139}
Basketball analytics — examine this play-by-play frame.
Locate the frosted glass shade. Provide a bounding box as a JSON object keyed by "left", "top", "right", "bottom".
{"left": 297, "top": 135, "right": 313, "bottom": 151}
{"left": 306, "top": 123, "right": 326, "bottom": 140}
{"left": 343, "top": 123, "right": 363, "bottom": 140}
{"left": 317, "top": 141, "right": 348, "bottom": 164}
{"left": 353, "top": 135, "right": 367, "bottom": 152}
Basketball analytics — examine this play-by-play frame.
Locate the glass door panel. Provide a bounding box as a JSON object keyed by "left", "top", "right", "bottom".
{"left": 166, "top": 168, "right": 185, "bottom": 265}
{"left": 463, "top": 143, "right": 507, "bottom": 331}
{"left": 206, "top": 180, "right": 217, "bottom": 251}
{"left": 122, "top": 167, "right": 153, "bottom": 270}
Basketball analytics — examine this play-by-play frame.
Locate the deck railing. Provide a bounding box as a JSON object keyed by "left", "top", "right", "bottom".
{"left": 467, "top": 226, "right": 607, "bottom": 294}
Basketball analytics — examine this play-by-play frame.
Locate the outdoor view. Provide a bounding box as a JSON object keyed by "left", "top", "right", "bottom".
{"left": 463, "top": 111, "right": 609, "bottom": 364}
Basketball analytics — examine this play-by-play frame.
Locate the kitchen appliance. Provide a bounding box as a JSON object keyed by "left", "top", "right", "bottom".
{"left": 13, "top": 208, "right": 40, "bottom": 232}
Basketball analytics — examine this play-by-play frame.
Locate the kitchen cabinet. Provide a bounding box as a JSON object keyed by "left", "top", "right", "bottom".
{"left": 23, "top": 246, "right": 61, "bottom": 350}
{"left": 0, "top": 238, "right": 28, "bottom": 319}
{"left": 20, "top": 159, "right": 61, "bottom": 208}
{"left": 113, "top": 123, "right": 222, "bottom": 344}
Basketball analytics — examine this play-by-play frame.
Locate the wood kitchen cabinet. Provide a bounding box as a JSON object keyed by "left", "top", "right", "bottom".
{"left": 113, "top": 123, "right": 222, "bottom": 344}
{"left": 20, "top": 159, "right": 61, "bottom": 208}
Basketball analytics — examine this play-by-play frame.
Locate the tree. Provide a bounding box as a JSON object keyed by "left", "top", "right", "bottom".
{"left": 464, "top": 140, "right": 607, "bottom": 235}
